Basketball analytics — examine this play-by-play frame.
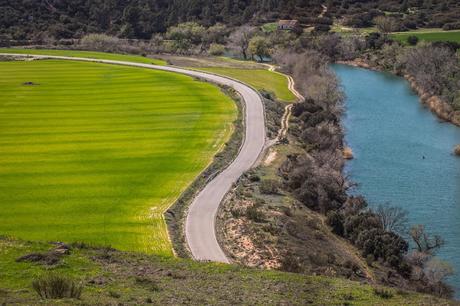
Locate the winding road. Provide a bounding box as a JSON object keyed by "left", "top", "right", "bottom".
{"left": 1, "top": 53, "right": 266, "bottom": 263}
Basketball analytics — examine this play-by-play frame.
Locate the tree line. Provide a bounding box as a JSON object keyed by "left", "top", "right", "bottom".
{"left": 2, "top": 0, "right": 460, "bottom": 40}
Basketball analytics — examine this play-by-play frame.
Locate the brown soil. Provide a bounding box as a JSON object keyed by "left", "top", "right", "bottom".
{"left": 217, "top": 143, "right": 374, "bottom": 282}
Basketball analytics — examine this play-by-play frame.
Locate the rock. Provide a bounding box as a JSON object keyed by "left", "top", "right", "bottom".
{"left": 454, "top": 145, "right": 460, "bottom": 156}
{"left": 343, "top": 147, "right": 354, "bottom": 160}
{"left": 16, "top": 252, "right": 61, "bottom": 265}
{"left": 52, "top": 242, "right": 71, "bottom": 255}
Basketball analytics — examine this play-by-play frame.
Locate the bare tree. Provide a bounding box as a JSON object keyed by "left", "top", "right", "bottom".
{"left": 338, "top": 35, "right": 366, "bottom": 61}
{"left": 228, "top": 25, "right": 256, "bottom": 60}
{"left": 410, "top": 224, "right": 444, "bottom": 255}
{"left": 376, "top": 203, "right": 408, "bottom": 234}
{"left": 423, "top": 258, "right": 454, "bottom": 297}
{"left": 374, "top": 16, "right": 400, "bottom": 34}
{"left": 402, "top": 44, "right": 458, "bottom": 102}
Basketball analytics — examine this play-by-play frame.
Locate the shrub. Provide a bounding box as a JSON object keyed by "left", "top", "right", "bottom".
{"left": 406, "top": 35, "right": 419, "bottom": 46}
{"left": 326, "top": 211, "right": 344, "bottom": 236}
{"left": 109, "top": 290, "right": 121, "bottom": 298}
{"left": 443, "top": 22, "right": 460, "bottom": 31}
{"left": 314, "top": 24, "right": 331, "bottom": 33}
{"left": 248, "top": 173, "right": 261, "bottom": 182}
{"left": 32, "top": 273, "right": 83, "bottom": 299}
{"left": 366, "top": 254, "right": 375, "bottom": 266}
{"left": 280, "top": 254, "right": 302, "bottom": 273}
{"left": 246, "top": 205, "right": 265, "bottom": 222}
{"left": 259, "top": 179, "right": 280, "bottom": 195}
{"left": 80, "top": 33, "right": 120, "bottom": 52}
{"left": 209, "top": 43, "right": 225, "bottom": 56}
{"left": 231, "top": 208, "right": 244, "bottom": 218}
{"left": 373, "top": 288, "right": 394, "bottom": 299}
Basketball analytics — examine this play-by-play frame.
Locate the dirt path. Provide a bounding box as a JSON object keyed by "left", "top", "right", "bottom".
{"left": 1, "top": 52, "right": 267, "bottom": 264}
{"left": 264, "top": 64, "right": 304, "bottom": 142}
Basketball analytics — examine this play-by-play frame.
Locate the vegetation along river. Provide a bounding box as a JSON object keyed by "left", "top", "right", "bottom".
{"left": 333, "top": 64, "right": 460, "bottom": 296}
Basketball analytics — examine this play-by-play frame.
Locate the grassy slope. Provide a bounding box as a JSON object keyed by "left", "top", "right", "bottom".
{"left": 0, "top": 60, "right": 236, "bottom": 256}
{"left": 196, "top": 67, "right": 296, "bottom": 102}
{"left": 390, "top": 29, "right": 460, "bottom": 43}
{"left": 0, "top": 237, "right": 454, "bottom": 305}
{"left": 0, "top": 48, "right": 166, "bottom": 65}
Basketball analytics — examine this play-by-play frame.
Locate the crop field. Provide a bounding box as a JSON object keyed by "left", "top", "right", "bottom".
{"left": 0, "top": 48, "right": 166, "bottom": 65}
{"left": 390, "top": 29, "right": 460, "bottom": 43}
{"left": 0, "top": 59, "right": 236, "bottom": 256}
{"left": 196, "top": 67, "right": 296, "bottom": 102}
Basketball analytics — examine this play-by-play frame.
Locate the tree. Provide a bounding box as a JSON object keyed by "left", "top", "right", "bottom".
{"left": 209, "top": 43, "right": 225, "bottom": 55}
{"left": 423, "top": 258, "right": 454, "bottom": 297}
{"left": 326, "top": 211, "right": 344, "bottom": 236}
{"left": 410, "top": 225, "right": 444, "bottom": 255}
{"left": 166, "top": 22, "right": 206, "bottom": 54}
{"left": 248, "top": 36, "right": 270, "bottom": 62}
{"left": 374, "top": 16, "right": 400, "bottom": 34}
{"left": 402, "top": 44, "right": 459, "bottom": 105}
{"left": 228, "top": 25, "right": 256, "bottom": 60}
{"left": 205, "top": 23, "right": 228, "bottom": 45}
{"left": 375, "top": 203, "right": 408, "bottom": 234}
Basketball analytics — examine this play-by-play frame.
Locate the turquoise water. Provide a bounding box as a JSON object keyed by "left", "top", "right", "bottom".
{"left": 333, "top": 64, "right": 460, "bottom": 296}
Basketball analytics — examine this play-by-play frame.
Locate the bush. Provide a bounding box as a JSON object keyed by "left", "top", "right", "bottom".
{"left": 209, "top": 43, "right": 225, "bottom": 56}
{"left": 406, "top": 35, "right": 419, "bottom": 46}
{"left": 259, "top": 179, "right": 280, "bottom": 195}
{"left": 373, "top": 288, "right": 394, "bottom": 299}
{"left": 313, "top": 24, "right": 331, "bottom": 33}
{"left": 246, "top": 205, "right": 265, "bottom": 222}
{"left": 326, "top": 211, "right": 344, "bottom": 236}
{"left": 443, "top": 22, "right": 460, "bottom": 31}
{"left": 280, "top": 254, "right": 302, "bottom": 273}
{"left": 32, "top": 273, "right": 83, "bottom": 299}
{"left": 80, "top": 33, "right": 120, "bottom": 52}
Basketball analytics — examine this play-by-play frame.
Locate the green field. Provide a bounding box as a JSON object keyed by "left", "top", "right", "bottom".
{"left": 0, "top": 48, "right": 166, "bottom": 65}
{"left": 0, "top": 60, "right": 236, "bottom": 256}
{"left": 390, "top": 29, "right": 460, "bottom": 43}
{"left": 196, "top": 67, "right": 296, "bottom": 102}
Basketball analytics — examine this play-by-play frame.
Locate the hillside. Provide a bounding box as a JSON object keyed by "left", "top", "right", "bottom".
{"left": 0, "top": 236, "right": 455, "bottom": 305}
{"left": 1, "top": 0, "right": 460, "bottom": 40}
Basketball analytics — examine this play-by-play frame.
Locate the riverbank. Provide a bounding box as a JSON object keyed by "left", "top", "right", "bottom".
{"left": 335, "top": 63, "right": 460, "bottom": 298}
{"left": 336, "top": 59, "right": 460, "bottom": 127}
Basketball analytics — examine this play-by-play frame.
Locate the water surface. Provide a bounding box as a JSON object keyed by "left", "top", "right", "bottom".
{"left": 333, "top": 64, "right": 460, "bottom": 295}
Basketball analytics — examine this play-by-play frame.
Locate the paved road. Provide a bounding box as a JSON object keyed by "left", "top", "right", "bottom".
{"left": 1, "top": 53, "right": 266, "bottom": 263}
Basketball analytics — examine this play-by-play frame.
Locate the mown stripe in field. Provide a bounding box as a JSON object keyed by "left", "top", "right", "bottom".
{"left": 0, "top": 59, "right": 236, "bottom": 255}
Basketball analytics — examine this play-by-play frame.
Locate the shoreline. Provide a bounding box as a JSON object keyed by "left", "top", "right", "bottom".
{"left": 336, "top": 59, "right": 460, "bottom": 127}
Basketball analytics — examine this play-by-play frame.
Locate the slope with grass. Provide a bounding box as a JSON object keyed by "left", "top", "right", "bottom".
{"left": 0, "top": 48, "right": 166, "bottom": 65}
{"left": 196, "top": 67, "right": 296, "bottom": 102}
{"left": 0, "top": 237, "right": 454, "bottom": 305}
{"left": 0, "top": 59, "right": 236, "bottom": 256}
{"left": 390, "top": 29, "right": 460, "bottom": 43}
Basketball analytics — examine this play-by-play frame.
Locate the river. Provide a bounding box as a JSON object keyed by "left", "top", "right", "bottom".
{"left": 333, "top": 64, "right": 460, "bottom": 296}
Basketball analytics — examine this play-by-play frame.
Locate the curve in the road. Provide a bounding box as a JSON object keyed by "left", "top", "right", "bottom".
{"left": 1, "top": 53, "right": 266, "bottom": 263}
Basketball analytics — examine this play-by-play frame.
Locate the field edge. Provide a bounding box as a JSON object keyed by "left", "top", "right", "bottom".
{"left": 165, "top": 86, "right": 244, "bottom": 258}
